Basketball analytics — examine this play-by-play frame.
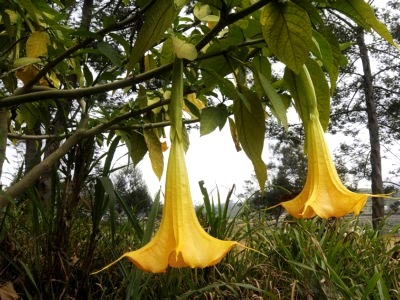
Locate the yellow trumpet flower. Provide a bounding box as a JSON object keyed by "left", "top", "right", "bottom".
{"left": 94, "top": 138, "right": 237, "bottom": 274}
{"left": 281, "top": 113, "right": 375, "bottom": 219}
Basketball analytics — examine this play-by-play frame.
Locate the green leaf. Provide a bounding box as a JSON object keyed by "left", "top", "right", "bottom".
{"left": 18, "top": 0, "right": 41, "bottom": 24}
{"left": 233, "top": 86, "right": 267, "bottom": 191}
{"left": 283, "top": 65, "right": 316, "bottom": 127}
{"left": 117, "top": 130, "right": 148, "bottom": 165}
{"left": 114, "top": 188, "right": 144, "bottom": 241}
{"left": 170, "top": 58, "right": 184, "bottom": 142}
{"left": 142, "top": 191, "right": 161, "bottom": 245}
{"left": 127, "top": 0, "right": 177, "bottom": 70}
{"left": 311, "top": 30, "right": 338, "bottom": 92}
{"left": 200, "top": 68, "right": 241, "bottom": 103}
{"left": 143, "top": 129, "right": 164, "bottom": 180}
{"left": 160, "top": 37, "right": 174, "bottom": 65}
{"left": 305, "top": 58, "right": 330, "bottom": 131}
{"left": 251, "top": 56, "right": 271, "bottom": 82}
{"left": 285, "top": 61, "right": 330, "bottom": 129}
{"left": 97, "top": 41, "right": 122, "bottom": 67}
{"left": 200, "top": 105, "right": 228, "bottom": 136}
{"left": 13, "top": 57, "right": 42, "bottom": 68}
{"left": 260, "top": 1, "right": 312, "bottom": 73}
{"left": 330, "top": 0, "right": 398, "bottom": 48}
{"left": 251, "top": 56, "right": 288, "bottom": 128}
{"left": 201, "top": 55, "right": 235, "bottom": 90}
{"left": 102, "top": 136, "right": 120, "bottom": 176}
{"left": 109, "top": 33, "right": 131, "bottom": 56}
{"left": 258, "top": 73, "right": 288, "bottom": 129}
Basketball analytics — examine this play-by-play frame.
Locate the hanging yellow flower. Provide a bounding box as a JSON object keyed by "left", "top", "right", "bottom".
{"left": 92, "top": 58, "right": 237, "bottom": 274}
{"left": 126, "top": 139, "right": 237, "bottom": 272}
{"left": 281, "top": 112, "right": 377, "bottom": 219}
{"left": 92, "top": 137, "right": 237, "bottom": 274}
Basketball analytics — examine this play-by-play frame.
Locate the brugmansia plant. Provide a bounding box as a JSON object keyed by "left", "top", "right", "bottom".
{"left": 1, "top": 0, "right": 400, "bottom": 297}
{"left": 93, "top": 58, "right": 237, "bottom": 274}
{"left": 280, "top": 65, "right": 387, "bottom": 219}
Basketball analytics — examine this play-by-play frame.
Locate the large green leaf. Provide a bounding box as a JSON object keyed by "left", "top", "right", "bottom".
{"left": 305, "top": 58, "right": 330, "bottom": 131}
{"left": 117, "top": 130, "right": 148, "bottom": 165}
{"left": 200, "top": 105, "right": 228, "bottom": 136}
{"left": 233, "top": 86, "right": 267, "bottom": 191}
{"left": 260, "top": 1, "right": 312, "bottom": 73}
{"left": 284, "top": 61, "right": 329, "bottom": 129}
{"left": 331, "top": 0, "right": 398, "bottom": 48}
{"left": 127, "top": 0, "right": 177, "bottom": 71}
{"left": 311, "top": 30, "right": 338, "bottom": 93}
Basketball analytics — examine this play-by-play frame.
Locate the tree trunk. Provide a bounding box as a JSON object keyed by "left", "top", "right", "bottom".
{"left": 0, "top": 109, "right": 8, "bottom": 190}
{"left": 356, "top": 28, "right": 385, "bottom": 229}
{"left": 24, "top": 122, "right": 42, "bottom": 174}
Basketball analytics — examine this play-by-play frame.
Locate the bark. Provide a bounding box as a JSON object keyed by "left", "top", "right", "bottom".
{"left": 356, "top": 28, "right": 385, "bottom": 229}
{"left": 0, "top": 109, "right": 8, "bottom": 190}
{"left": 24, "top": 122, "right": 42, "bottom": 174}
{"left": 80, "top": 0, "right": 93, "bottom": 31}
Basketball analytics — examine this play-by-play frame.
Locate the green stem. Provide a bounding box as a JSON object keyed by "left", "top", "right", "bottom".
{"left": 170, "top": 58, "right": 184, "bottom": 142}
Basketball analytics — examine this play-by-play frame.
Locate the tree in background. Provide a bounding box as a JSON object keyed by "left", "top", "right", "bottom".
{"left": 113, "top": 166, "right": 152, "bottom": 217}
{"left": 328, "top": 2, "right": 400, "bottom": 227}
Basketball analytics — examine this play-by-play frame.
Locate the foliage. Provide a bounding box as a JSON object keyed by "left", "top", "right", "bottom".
{"left": 1, "top": 184, "right": 399, "bottom": 298}
{"left": 0, "top": 0, "right": 398, "bottom": 297}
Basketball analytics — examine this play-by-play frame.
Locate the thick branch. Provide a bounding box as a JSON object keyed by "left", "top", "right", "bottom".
{"left": 0, "top": 64, "right": 172, "bottom": 107}
{"left": 7, "top": 133, "right": 67, "bottom": 140}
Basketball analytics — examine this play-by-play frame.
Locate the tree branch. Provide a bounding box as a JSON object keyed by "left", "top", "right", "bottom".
{"left": 0, "top": 109, "right": 8, "bottom": 189}
{"left": 0, "top": 64, "right": 172, "bottom": 108}
{"left": 7, "top": 133, "right": 67, "bottom": 140}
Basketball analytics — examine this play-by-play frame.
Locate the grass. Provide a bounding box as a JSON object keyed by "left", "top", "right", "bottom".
{"left": 0, "top": 183, "right": 399, "bottom": 299}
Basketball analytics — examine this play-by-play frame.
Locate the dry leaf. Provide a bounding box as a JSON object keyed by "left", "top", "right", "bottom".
{"left": 26, "top": 31, "right": 50, "bottom": 58}
{"left": 15, "top": 65, "right": 49, "bottom": 86}
{"left": 143, "top": 129, "right": 164, "bottom": 180}
{"left": 0, "top": 282, "right": 19, "bottom": 300}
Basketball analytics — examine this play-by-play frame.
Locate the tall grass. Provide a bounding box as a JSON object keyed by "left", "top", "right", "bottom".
{"left": 1, "top": 180, "right": 399, "bottom": 299}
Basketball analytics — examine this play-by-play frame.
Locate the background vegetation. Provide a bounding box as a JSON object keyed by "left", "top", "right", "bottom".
{"left": 0, "top": 0, "right": 399, "bottom": 298}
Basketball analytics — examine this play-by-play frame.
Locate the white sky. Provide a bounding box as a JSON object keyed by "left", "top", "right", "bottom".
{"left": 139, "top": 124, "right": 265, "bottom": 203}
